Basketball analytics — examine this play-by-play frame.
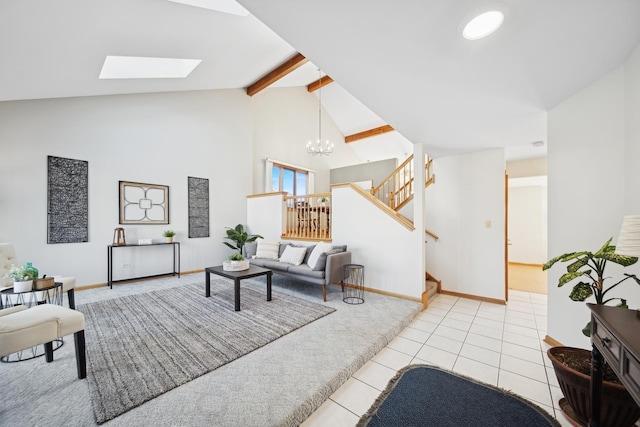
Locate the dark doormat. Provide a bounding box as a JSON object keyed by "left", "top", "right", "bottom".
{"left": 358, "top": 364, "right": 560, "bottom": 427}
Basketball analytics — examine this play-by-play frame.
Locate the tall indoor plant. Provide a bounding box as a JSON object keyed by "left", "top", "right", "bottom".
{"left": 222, "top": 224, "right": 262, "bottom": 255}
{"left": 222, "top": 224, "right": 262, "bottom": 271}
{"left": 543, "top": 237, "right": 640, "bottom": 426}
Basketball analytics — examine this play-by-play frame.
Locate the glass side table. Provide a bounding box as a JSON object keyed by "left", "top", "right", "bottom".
{"left": 342, "top": 264, "right": 365, "bottom": 304}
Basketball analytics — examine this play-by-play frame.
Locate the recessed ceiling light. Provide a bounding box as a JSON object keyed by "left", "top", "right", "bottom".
{"left": 462, "top": 11, "right": 504, "bottom": 40}
{"left": 99, "top": 56, "right": 202, "bottom": 79}
{"left": 167, "top": 0, "right": 249, "bottom": 16}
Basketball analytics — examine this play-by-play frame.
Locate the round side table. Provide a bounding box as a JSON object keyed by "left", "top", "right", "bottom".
{"left": 342, "top": 264, "right": 365, "bottom": 304}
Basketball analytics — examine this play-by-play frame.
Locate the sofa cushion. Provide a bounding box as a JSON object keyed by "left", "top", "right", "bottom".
{"left": 259, "top": 260, "right": 290, "bottom": 271}
{"left": 279, "top": 245, "right": 307, "bottom": 265}
{"left": 312, "top": 248, "right": 344, "bottom": 271}
{"left": 303, "top": 245, "right": 316, "bottom": 264}
{"left": 307, "top": 241, "right": 333, "bottom": 270}
{"left": 332, "top": 245, "right": 347, "bottom": 252}
{"left": 256, "top": 240, "right": 280, "bottom": 259}
{"left": 249, "top": 258, "right": 267, "bottom": 268}
{"left": 287, "top": 264, "right": 325, "bottom": 279}
{"left": 243, "top": 241, "right": 258, "bottom": 258}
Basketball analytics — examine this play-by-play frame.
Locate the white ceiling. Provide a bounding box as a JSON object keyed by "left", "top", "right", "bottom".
{"left": 2, "top": 1, "right": 640, "bottom": 162}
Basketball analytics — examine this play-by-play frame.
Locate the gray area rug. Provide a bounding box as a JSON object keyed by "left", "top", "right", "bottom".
{"left": 0, "top": 273, "right": 422, "bottom": 427}
{"left": 81, "top": 280, "right": 335, "bottom": 423}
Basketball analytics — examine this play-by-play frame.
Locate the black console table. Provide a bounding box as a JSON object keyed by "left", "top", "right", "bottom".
{"left": 588, "top": 304, "right": 640, "bottom": 427}
{"left": 107, "top": 242, "right": 180, "bottom": 289}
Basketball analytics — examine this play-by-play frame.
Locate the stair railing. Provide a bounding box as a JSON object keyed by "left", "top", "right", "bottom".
{"left": 371, "top": 155, "right": 434, "bottom": 212}
{"left": 282, "top": 193, "right": 332, "bottom": 240}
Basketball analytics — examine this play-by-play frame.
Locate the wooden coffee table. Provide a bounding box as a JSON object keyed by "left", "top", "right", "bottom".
{"left": 204, "top": 265, "right": 272, "bottom": 311}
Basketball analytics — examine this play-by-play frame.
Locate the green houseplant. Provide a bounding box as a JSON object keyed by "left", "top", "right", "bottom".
{"left": 6, "top": 263, "right": 39, "bottom": 292}
{"left": 543, "top": 237, "right": 640, "bottom": 426}
{"left": 222, "top": 224, "right": 262, "bottom": 271}
{"left": 543, "top": 237, "right": 639, "bottom": 336}
{"left": 163, "top": 230, "right": 176, "bottom": 243}
{"left": 222, "top": 224, "right": 262, "bottom": 256}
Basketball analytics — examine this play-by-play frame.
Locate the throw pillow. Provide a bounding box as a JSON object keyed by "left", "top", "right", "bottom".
{"left": 255, "top": 240, "right": 280, "bottom": 259}
{"left": 312, "top": 248, "right": 343, "bottom": 271}
{"left": 243, "top": 241, "right": 258, "bottom": 258}
{"left": 279, "top": 245, "right": 307, "bottom": 265}
{"left": 306, "top": 241, "right": 333, "bottom": 270}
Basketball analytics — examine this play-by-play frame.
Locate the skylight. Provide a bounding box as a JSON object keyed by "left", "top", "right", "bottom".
{"left": 167, "top": 0, "right": 249, "bottom": 16}
{"left": 462, "top": 11, "right": 504, "bottom": 40}
{"left": 99, "top": 56, "right": 202, "bottom": 79}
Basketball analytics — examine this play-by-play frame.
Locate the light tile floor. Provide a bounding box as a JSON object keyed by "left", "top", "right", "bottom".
{"left": 302, "top": 290, "right": 576, "bottom": 427}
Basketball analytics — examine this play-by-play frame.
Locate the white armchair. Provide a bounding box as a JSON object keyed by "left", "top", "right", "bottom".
{"left": 0, "top": 243, "right": 77, "bottom": 309}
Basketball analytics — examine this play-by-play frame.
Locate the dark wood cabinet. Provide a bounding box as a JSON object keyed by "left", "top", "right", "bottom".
{"left": 588, "top": 304, "right": 640, "bottom": 427}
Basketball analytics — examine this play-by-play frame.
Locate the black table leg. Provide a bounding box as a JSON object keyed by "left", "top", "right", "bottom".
{"left": 234, "top": 278, "right": 241, "bottom": 311}
{"left": 267, "top": 272, "right": 272, "bottom": 301}
{"left": 205, "top": 271, "right": 211, "bottom": 297}
{"left": 589, "top": 345, "right": 603, "bottom": 427}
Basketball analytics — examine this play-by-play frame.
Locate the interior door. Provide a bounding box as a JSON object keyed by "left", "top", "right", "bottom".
{"left": 504, "top": 172, "right": 509, "bottom": 302}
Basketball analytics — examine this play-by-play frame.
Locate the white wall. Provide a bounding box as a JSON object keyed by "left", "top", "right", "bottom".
{"left": 425, "top": 149, "right": 506, "bottom": 301}
{"left": 251, "top": 86, "right": 361, "bottom": 194}
{"left": 332, "top": 185, "right": 423, "bottom": 299}
{"left": 547, "top": 43, "right": 640, "bottom": 348}
{"left": 508, "top": 184, "right": 547, "bottom": 264}
{"left": 246, "top": 194, "right": 285, "bottom": 241}
{"left": 0, "top": 89, "right": 253, "bottom": 286}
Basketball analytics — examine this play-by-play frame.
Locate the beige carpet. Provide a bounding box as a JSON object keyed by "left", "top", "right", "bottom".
{"left": 508, "top": 263, "right": 547, "bottom": 294}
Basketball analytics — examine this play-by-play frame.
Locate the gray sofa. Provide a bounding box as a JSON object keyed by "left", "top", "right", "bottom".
{"left": 243, "top": 241, "right": 351, "bottom": 301}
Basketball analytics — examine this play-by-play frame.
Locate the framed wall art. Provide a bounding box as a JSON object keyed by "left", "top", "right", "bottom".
{"left": 188, "top": 176, "right": 209, "bottom": 238}
{"left": 47, "top": 156, "right": 89, "bottom": 244}
{"left": 119, "top": 181, "right": 169, "bottom": 224}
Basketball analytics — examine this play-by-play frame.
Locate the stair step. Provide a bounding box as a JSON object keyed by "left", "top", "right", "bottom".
{"left": 425, "top": 280, "right": 438, "bottom": 299}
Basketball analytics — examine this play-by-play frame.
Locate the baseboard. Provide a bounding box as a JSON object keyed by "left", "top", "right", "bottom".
{"left": 362, "top": 286, "right": 422, "bottom": 304}
{"left": 439, "top": 289, "right": 506, "bottom": 305}
{"left": 544, "top": 335, "right": 563, "bottom": 347}
{"left": 76, "top": 270, "right": 202, "bottom": 291}
{"left": 508, "top": 262, "right": 544, "bottom": 267}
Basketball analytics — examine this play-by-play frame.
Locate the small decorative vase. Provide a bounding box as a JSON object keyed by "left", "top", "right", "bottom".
{"left": 13, "top": 280, "right": 33, "bottom": 293}
{"left": 165, "top": 236, "right": 173, "bottom": 243}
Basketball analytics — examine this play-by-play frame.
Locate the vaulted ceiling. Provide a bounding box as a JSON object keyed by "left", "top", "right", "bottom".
{"left": 2, "top": 1, "right": 639, "bottom": 162}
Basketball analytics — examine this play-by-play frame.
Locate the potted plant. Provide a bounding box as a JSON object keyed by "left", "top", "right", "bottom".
{"left": 6, "top": 263, "right": 39, "bottom": 292}
{"left": 163, "top": 230, "right": 176, "bottom": 243}
{"left": 223, "top": 252, "right": 250, "bottom": 272}
{"left": 222, "top": 224, "right": 262, "bottom": 271}
{"left": 543, "top": 237, "right": 640, "bottom": 426}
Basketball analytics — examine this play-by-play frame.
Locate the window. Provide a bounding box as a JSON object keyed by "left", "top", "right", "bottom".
{"left": 272, "top": 163, "right": 308, "bottom": 195}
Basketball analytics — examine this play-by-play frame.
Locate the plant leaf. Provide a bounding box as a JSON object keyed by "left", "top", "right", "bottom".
{"left": 558, "top": 271, "right": 587, "bottom": 287}
{"left": 543, "top": 253, "right": 575, "bottom": 271}
{"left": 599, "top": 251, "right": 638, "bottom": 266}
{"left": 566, "top": 257, "right": 588, "bottom": 273}
{"left": 594, "top": 238, "right": 613, "bottom": 256}
{"left": 582, "top": 321, "right": 592, "bottom": 337}
{"left": 617, "top": 299, "right": 628, "bottom": 309}
{"left": 222, "top": 242, "right": 238, "bottom": 250}
{"left": 569, "top": 282, "right": 593, "bottom": 301}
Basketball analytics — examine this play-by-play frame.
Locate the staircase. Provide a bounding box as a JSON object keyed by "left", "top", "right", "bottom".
{"left": 370, "top": 154, "right": 435, "bottom": 212}
{"left": 425, "top": 272, "right": 441, "bottom": 307}
{"left": 370, "top": 154, "right": 441, "bottom": 304}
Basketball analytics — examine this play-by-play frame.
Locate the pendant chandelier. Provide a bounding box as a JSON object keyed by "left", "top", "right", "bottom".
{"left": 306, "top": 69, "right": 334, "bottom": 156}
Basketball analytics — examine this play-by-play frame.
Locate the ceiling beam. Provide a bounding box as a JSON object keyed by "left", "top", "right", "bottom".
{"left": 246, "top": 53, "right": 308, "bottom": 97}
{"left": 345, "top": 125, "right": 395, "bottom": 143}
{"left": 307, "top": 76, "right": 334, "bottom": 92}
